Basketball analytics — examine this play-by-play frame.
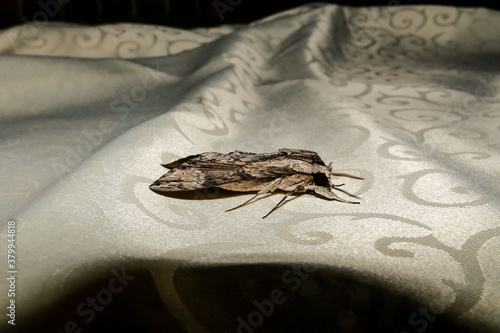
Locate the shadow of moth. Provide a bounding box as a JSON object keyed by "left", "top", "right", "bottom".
{"left": 150, "top": 148, "right": 363, "bottom": 218}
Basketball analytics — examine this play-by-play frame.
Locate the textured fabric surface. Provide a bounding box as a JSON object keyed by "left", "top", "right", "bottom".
{"left": 1, "top": 4, "right": 499, "bottom": 332}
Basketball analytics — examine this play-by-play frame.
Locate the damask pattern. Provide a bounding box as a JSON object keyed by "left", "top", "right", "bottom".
{"left": 0, "top": 4, "right": 499, "bottom": 333}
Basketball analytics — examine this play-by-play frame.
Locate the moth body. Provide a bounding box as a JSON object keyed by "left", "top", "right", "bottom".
{"left": 150, "top": 148, "right": 363, "bottom": 217}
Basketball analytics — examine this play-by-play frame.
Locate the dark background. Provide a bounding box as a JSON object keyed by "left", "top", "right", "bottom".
{"left": 1, "top": 0, "right": 499, "bottom": 30}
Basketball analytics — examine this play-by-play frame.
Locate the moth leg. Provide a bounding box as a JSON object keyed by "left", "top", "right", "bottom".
{"left": 262, "top": 182, "right": 306, "bottom": 219}
{"left": 262, "top": 195, "right": 288, "bottom": 219}
{"left": 225, "top": 193, "right": 261, "bottom": 212}
{"left": 226, "top": 178, "right": 282, "bottom": 212}
{"left": 331, "top": 185, "right": 361, "bottom": 200}
{"left": 306, "top": 185, "right": 360, "bottom": 204}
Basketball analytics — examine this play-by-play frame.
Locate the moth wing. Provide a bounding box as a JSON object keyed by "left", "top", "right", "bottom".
{"left": 161, "top": 152, "right": 221, "bottom": 168}
{"left": 151, "top": 151, "right": 266, "bottom": 192}
{"left": 150, "top": 167, "right": 215, "bottom": 192}
{"left": 161, "top": 151, "right": 261, "bottom": 169}
{"left": 161, "top": 155, "right": 199, "bottom": 168}
{"left": 278, "top": 148, "right": 326, "bottom": 165}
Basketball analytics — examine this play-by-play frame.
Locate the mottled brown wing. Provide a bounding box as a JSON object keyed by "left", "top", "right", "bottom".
{"left": 150, "top": 150, "right": 288, "bottom": 192}
{"left": 278, "top": 148, "right": 326, "bottom": 165}
{"left": 162, "top": 151, "right": 268, "bottom": 168}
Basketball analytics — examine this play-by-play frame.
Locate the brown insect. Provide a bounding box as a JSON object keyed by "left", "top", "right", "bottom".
{"left": 150, "top": 148, "right": 363, "bottom": 218}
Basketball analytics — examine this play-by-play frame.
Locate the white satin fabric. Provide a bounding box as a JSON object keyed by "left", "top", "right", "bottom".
{"left": 1, "top": 4, "right": 499, "bottom": 332}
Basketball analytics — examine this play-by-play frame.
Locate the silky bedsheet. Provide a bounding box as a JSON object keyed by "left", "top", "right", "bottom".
{"left": 0, "top": 3, "right": 499, "bottom": 332}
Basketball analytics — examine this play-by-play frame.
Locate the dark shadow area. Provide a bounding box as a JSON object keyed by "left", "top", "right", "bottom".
{"left": 150, "top": 187, "right": 253, "bottom": 200}
{"left": 19, "top": 268, "right": 186, "bottom": 333}
{"left": 20, "top": 263, "right": 478, "bottom": 333}
{"left": 173, "top": 264, "right": 477, "bottom": 333}
{"left": 2, "top": 0, "right": 500, "bottom": 30}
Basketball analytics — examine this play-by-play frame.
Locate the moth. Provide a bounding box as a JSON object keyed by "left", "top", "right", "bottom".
{"left": 150, "top": 148, "right": 363, "bottom": 218}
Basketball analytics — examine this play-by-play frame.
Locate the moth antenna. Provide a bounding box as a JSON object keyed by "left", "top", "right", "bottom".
{"left": 328, "top": 172, "right": 364, "bottom": 180}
